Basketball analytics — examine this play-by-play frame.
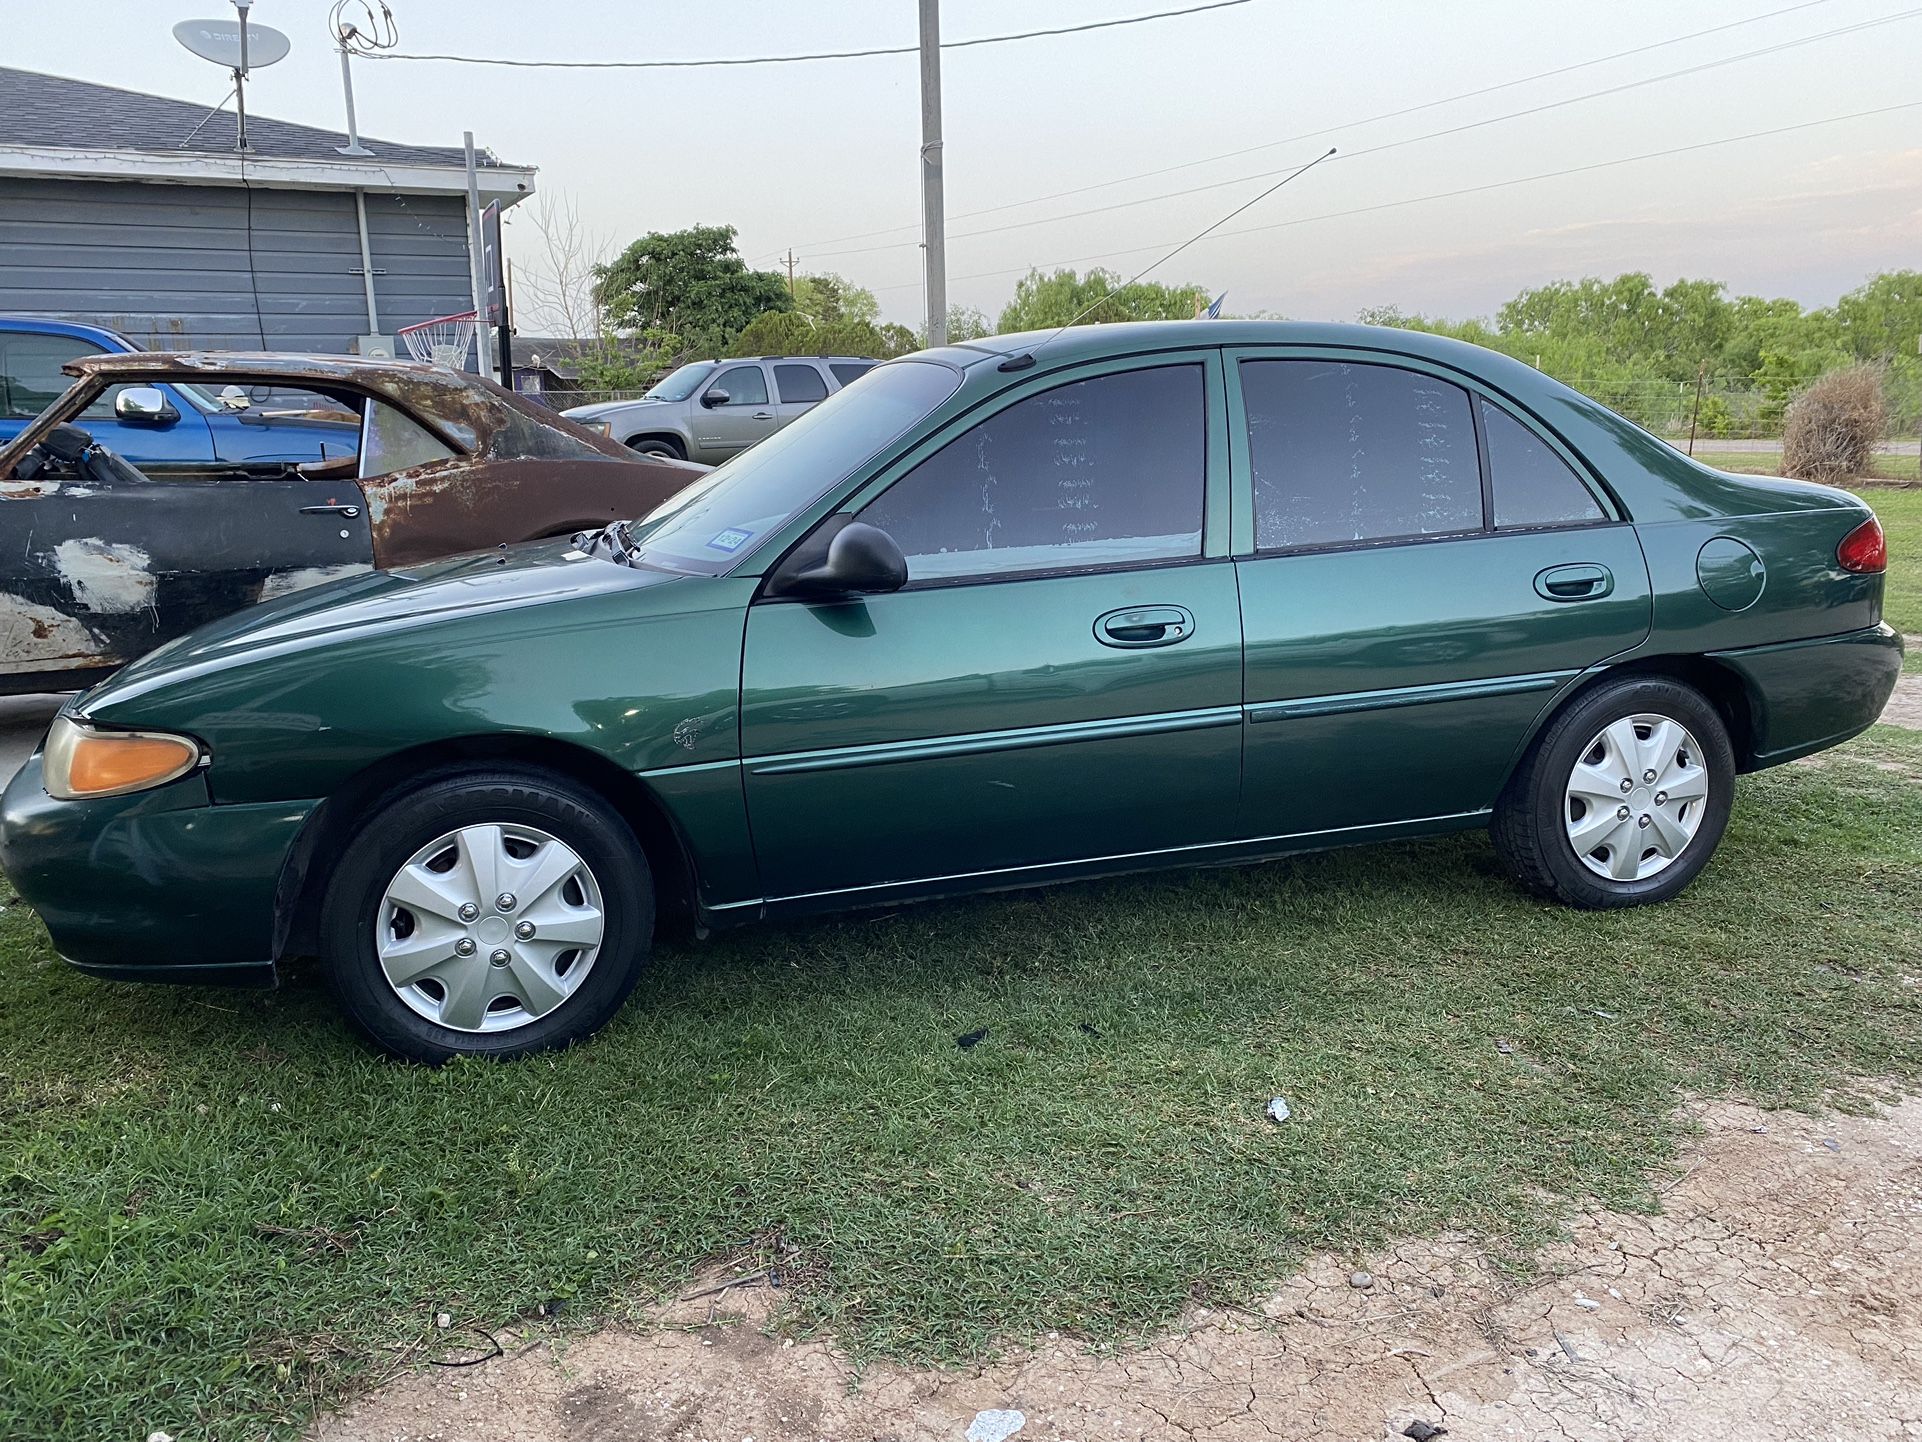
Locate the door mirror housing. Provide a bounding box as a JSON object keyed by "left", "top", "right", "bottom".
{"left": 773, "top": 520, "right": 908, "bottom": 600}
{"left": 700, "top": 387, "right": 731, "bottom": 409}
{"left": 114, "top": 386, "right": 179, "bottom": 426}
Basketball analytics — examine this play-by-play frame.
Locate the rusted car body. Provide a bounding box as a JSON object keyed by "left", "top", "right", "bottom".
{"left": 0, "top": 351, "right": 705, "bottom": 692}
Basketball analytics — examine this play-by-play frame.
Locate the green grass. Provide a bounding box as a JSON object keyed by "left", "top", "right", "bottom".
{"left": 4, "top": 729, "right": 1922, "bottom": 1439}
{"left": 1857, "top": 485, "right": 1922, "bottom": 664}
{"left": 1708, "top": 449, "right": 1920, "bottom": 483}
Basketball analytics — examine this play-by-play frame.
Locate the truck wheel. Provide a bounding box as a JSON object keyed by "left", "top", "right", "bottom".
{"left": 626, "top": 436, "right": 684, "bottom": 460}
{"left": 1493, "top": 676, "right": 1735, "bottom": 909}
{"left": 320, "top": 768, "right": 653, "bottom": 1062}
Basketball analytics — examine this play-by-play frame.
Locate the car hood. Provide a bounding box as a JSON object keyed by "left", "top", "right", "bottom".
{"left": 90, "top": 538, "right": 686, "bottom": 705}
{"left": 564, "top": 396, "right": 664, "bottom": 420}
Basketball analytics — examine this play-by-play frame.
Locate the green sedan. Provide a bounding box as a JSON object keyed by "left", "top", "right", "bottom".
{"left": 0, "top": 322, "right": 1900, "bottom": 1061}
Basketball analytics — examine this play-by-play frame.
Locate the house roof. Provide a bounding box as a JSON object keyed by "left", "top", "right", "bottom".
{"left": 0, "top": 65, "right": 517, "bottom": 169}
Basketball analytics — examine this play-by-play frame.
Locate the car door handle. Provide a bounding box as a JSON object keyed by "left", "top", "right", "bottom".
{"left": 1534, "top": 563, "right": 1613, "bottom": 601}
{"left": 300, "top": 503, "right": 361, "bottom": 518}
{"left": 1095, "top": 605, "right": 1194, "bottom": 648}
{"left": 751, "top": 411, "right": 773, "bottom": 420}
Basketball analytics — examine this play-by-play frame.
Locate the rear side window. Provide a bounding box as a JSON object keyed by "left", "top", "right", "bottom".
{"left": 1, "top": 333, "right": 104, "bottom": 418}
{"left": 360, "top": 399, "right": 455, "bottom": 479}
{"left": 860, "top": 364, "right": 1205, "bottom": 582}
{"left": 773, "top": 364, "right": 829, "bottom": 404}
{"left": 1481, "top": 399, "right": 1606, "bottom": 528}
{"left": 830, "top": 361, "right": 875, "bottom": 386}
{"left": 1243, "top": 360, "right": 1480, "bottom": 550}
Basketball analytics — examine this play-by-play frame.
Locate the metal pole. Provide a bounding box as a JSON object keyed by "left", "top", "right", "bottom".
{"left": 463, "top": 132, "right": 491, "bottom": 372}
{"left": 918, "top": 0, "right": 947, "bottom": 347}
{"left": 233, "top": 1, "right": 251, "bottom": 151}
{"left": 352, "top": 191, "right": 380, "bottom": 334}
{"left": 335, "top": 46, "right": 374, "bottom": 157}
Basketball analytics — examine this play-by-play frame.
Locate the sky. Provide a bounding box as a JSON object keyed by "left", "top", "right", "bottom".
{"left": 6, "top": 0, "right": 1919, "bottom": 333}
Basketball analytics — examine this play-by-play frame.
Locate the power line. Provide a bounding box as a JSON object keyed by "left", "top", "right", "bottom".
{"left": 872, "top": 99, "right": 1922, "bottom": 294}
{"left": 360, "top": 0, "right": 1252, "bottom": 70}
{"left": 765, "top": 0, "right": 1846, "bottom": 257}
{"left": 802, "top": 6, "right": 1921, "bottom": 262}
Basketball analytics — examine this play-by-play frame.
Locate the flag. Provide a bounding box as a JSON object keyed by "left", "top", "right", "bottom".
{"left": 1195, "top": 291, "right": 1227, "bottom": 319}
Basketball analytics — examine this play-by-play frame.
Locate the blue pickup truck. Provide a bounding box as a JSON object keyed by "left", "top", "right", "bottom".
{"left": 0, "top": 316, "right": 356, "bottom": 469}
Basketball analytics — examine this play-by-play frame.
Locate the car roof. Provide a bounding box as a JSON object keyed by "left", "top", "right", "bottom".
{"left": 0, "top": 314, "right": 137, "bottom": 347}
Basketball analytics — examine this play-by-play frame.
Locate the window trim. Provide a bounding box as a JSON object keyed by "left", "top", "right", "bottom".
{"left": 1225, "top": 346, "right": 1623, "bottom": 560}
{"left": 846, "top": 357, "right": 1219, "bottom": 590}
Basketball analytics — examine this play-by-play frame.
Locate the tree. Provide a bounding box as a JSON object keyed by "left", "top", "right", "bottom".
{"left": 932, "top": 305, "right": 992, "bottom": 344}
{"left": 996, "top": 268, "right": 1206, "bottom": 332}
{"left": 733, "top": 310, "right": 919, "bottom": 361}
{"left": 511, "top": 192, "right": 657, "bottom": 390}
{"left": 792, "top": 272, "right": 881, "bottom": 329}
{"left": 592, "top": 225, "right": 790, "bottom": 362}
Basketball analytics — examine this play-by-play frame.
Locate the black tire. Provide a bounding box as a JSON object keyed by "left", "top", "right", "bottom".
{"left": 1492, "top": 676, "right": 1736, "bottom": 909}
{"left": 625, "top": 436, "right": 684, "bottom": 460}
{"left": 320, "top": 767, "right": 653, "bottom": 1062}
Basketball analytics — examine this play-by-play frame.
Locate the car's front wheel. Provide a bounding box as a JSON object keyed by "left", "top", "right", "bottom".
{"left": 1493, "top": 676, "right": 1736, "bottom": 908}
{"left": 625, "top": 436, "right": 685, "bottom": 460}
{"left": 320, "top": 768, "right": 653, "bottom": 1062}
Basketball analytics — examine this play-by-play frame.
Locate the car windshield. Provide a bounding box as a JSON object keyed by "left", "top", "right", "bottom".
{"left": 643, "top": 362, "right": 718, "bottom": 402}
{"left": 632, "top": 359, "right": 963, "bottom": 576}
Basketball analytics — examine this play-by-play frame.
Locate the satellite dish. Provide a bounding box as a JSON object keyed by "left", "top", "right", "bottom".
{"left": 173, "top": 18, "right": 292, "bottom": 70}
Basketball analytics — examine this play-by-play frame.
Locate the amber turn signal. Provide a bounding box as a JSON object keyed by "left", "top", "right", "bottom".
{"left": 43, "top": 716, "right": 201, "bottom": 800}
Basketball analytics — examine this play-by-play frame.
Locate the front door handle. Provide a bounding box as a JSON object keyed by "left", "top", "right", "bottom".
{"left": 1534, "top": 563, "right": 1613, "bottom": 602}
{"left": 1095, "top": 605, "right": 1194, "bottom": 648}
{"left": 751, "top": 411, "right": 773, "bottom": 420}
{"left": 300, "top": 503, "right": 362, "bottom": 518}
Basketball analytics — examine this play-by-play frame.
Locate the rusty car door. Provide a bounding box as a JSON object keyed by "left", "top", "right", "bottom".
{"left": 0, "top": 466, "right": 375, "bottom": 687}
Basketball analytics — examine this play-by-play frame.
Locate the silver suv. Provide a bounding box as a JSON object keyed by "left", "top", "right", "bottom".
{"left": 563, "top": 355, "right": 877, "bottom": 464}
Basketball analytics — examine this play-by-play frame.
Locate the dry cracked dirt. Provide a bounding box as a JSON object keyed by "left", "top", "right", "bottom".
{"left": 312, "top": 678, "right": 1922, "bottom": 1442}
{"left": 313, "top": 1096, "right": 1922, "bottom": 1442}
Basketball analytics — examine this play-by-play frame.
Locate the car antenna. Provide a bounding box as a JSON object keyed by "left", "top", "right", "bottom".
{"left": 996, "top": 145, "right": 1338, "bottom": 373}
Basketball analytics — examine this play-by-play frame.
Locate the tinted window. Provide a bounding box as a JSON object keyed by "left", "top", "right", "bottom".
{"left": 1482, "top": 400, "right": 1605, "bottom": 528}
{"left": 860, "top": 365, "right": 1205, "bottom": 582}
{"left": 1, "top": 333, "right": 104, "bottom": 419}
{"left": 1243, "top": 360, "right": 1480, "bottom": 550}
{"left": 710, "top": 365, "right": 767, "bottom": 406}
{"left": 644, "top": 361, "right": 716, "bottom": 402}
{"left": 360, "top": 399, "right": 455, "bottom": 478}
{"left": 831, "top": 362, "right": 875, "bottom": 386}
{"left": 774, "top": 364, "right": 829, "bottom": 404}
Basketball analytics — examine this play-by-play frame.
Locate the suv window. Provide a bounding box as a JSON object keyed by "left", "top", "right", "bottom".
{"left": 1482, "top": 399, "right": 1605, "bottom": 529}
{"left": 774, "top": 364, "right": 829, "bottom": 404}
{"left": 1, "top": 333, "right": 106, "bottom": 419}
{"left": 1243, "top": 359, "right": 1480, "bottom": 551}
{"left": 860, "top": 364, "right": 1206, "bottom": 582}
{"left": 830, "top": 361, "right": 875, "bottom": 386}
{"left": 709, "top": 365, "right": 768, "bottom": 407}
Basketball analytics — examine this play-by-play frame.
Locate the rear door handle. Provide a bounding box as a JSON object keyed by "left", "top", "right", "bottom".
{"left": 1534, "top": 563, "right": 1613, "bottom": 601}
{"left": 1095, "top": 605, "right": 1194, "bottom": 648}
{"left": 300, "top": 503, "right": 361, "bottom": 518}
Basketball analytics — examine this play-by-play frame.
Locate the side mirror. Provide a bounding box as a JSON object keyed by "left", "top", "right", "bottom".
{"left": 700, "top": 387, "right": 731, "bottom": 409}
{"left": 778, "top": 521, "right": 908, "bottom": 599}
{"left": 113, "top": 386, "right": 179, "bottom": 426}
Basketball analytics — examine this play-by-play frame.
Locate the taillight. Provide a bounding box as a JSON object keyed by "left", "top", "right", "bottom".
{"left": 1837, "top": 516, "right": 1887, "bottom": 574}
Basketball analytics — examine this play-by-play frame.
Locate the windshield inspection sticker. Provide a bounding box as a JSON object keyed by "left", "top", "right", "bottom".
{"left": 706, "top": 527, "right": 753, "bottom": 553}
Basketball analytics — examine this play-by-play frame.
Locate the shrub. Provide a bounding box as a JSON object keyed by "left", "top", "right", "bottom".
{"left": 1782, "top": 364, "right": 1888, "bottom": 483}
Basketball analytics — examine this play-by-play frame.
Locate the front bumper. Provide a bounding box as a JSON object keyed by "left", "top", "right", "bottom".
{"left": 1713, "top": 622, "right": 1904, "bottom": 768}
{"left": 0, "top": 752, "right": 315, "bottom": 985}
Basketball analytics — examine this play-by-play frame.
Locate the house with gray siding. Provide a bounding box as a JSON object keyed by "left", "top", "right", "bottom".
{"left": 0, "top": 67, "right": 535, "bottom": 357}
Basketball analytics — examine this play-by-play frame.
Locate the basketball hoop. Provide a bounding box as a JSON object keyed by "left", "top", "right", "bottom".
{"left": 396, "top": 310, "right": 478, "bottom": 369}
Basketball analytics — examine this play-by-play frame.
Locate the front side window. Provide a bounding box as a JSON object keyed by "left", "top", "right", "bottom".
{"left": 708, "top": 365, "right": 767, "bottom": 407}
{"left": 1244, "top": 360, "right": 1480, "bottom": 551}
{"left": 360, "top": 399, "right": 456, "bottom": 478}
{"left": 859, "top": 364, "right": 1206, "bottom": 583}
{"left": 774, "top": 364, "right": 829, "bottom": 404}
{"left": 634, "top": 359, "right": 963, "bottom": 576}
{"left": 1482, "top": 399, "right": 1606, "bottom": 529}
{"left": 1, "top": 334, "right": 105, "bottom": 419}
{"left": 644, "top": 362, "right": 716, "bottom": 402}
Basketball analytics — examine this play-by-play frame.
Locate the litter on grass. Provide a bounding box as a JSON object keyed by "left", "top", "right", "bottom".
{"left": 1265, "top": 1096, "right": 1292, "bottom": 1124}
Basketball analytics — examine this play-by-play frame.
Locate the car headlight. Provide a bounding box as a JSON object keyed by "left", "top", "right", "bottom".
{"left": 582, "top": 419, "right": 611, "bottom": 436}
{"left": 43, "top": 715, "right": 203, "bottom": 800}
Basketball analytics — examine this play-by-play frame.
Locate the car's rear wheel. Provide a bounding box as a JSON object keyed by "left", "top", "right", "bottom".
{"left": 1493, "top": 676, "right": 1736, "bottom": 908}
{"left": 625, "top": 436, "right": 684, "bottom": 460}
{"left": 320, "top": 768, "right": 653, "bottom": 1062}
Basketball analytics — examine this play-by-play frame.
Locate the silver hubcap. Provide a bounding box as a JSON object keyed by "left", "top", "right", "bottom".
{"left": 376, "top": 823, "right": 605, "bottom": 1033}
{"left": 1565, "top": 713, "right": 1710, "bottom": 882}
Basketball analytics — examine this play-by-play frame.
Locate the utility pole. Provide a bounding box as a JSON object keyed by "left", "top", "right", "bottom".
{"left": 918, "top": 0, "right": 947, "bottom": 347}
{"left": 783, "top": 250, "right": 797, "bottom": 297}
